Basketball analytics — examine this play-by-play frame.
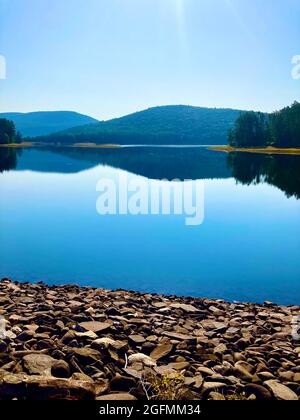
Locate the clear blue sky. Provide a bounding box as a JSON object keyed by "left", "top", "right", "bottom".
{"left": 0, "top": 0, "right": 299, "bottom": 120}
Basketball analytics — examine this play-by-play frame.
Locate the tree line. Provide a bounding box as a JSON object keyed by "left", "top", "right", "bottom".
{"left": 228, "top": 102, "right": 300, "bottom": 148}
{"left": 0, "top": 118, "right": 22, "bottom": 144}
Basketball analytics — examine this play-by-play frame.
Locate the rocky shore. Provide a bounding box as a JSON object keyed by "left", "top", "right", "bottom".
{"left": 0, "top": 278, "right": 299, "bottom": 400}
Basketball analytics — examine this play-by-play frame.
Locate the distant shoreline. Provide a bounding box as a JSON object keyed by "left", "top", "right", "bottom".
{"left": 2, "top": 143, "right": 300, "bottom": 155}
{"left": 0, "top": 142, "right": 122, "bottom": 149}
{"left": 210, "top": 145, "right": 300, "bottom": 155}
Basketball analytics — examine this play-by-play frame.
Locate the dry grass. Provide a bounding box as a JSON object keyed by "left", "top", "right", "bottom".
{"left": 151, "top": 374, "right": 185, "bottom": 400}
{"left": 72, "top": 143, "right": 121, "bottom": 148}
{"left": 210, "top": 145, "right": 300, "bottom": 155}
{"left": 0, "top": 142, "right": 33, "bottom": 148}
{"left": 136, "top": 373, "right": 186, "bottom": 401}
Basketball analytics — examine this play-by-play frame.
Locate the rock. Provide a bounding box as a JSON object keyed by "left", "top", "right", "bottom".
{"left": 197, "top": 367, "right": 215, "bottom": 377}
{"left": 213, "top": 343, "right": 227, "bottom": 354}
{"left": 128, "top": 353, "right": 156, "bottom": 367}
{"left": 0, "top": 372, "right": 95, "bottom": 400}
{"left": 202, "top": 382, "right": 227, "bottom": 395}
{"left": 244, "top": 384, "right": 272, "bottom": 400}
{"left": 201, "top": 320, "right": 227, "bottom": 333}
{"left": 279, "top": 371, "right": 294, "bottom": 382}
{"left": 257, "top": 371, "right": 276, "bottom": 381}
{"left": 96, "top": 393, "right": 137, "bottom": 400}
{"left": 170, "top": 303, "right": 200, "bottom": 313}
{"left": 75, "top": 331, "right": 98, "bottom": 340}
{"left": 129, "top": 335, "right": 146, "bottom": 344}
{"left": 71, "top": 373, "right": 94, "bottom": 382}
{"left": 123, "top": 368, "right": 142, "bottom": 380}
{"left": 193, "top": 376, "right": 204, "bottom": 389}
{"left": 61, "top": 330, "right": 77, "bottom": 344}
{"left": 17, "top": 331, "right": 34, "bottom": 342}
{"left": 0, "top": 340, "right": 8, "bottom": 353}
{"left": 110, "top": 374, "right": 136, "bottom": 391}
{"left": 167, "top": 362, "right": 190, "bottom": 370}
{"left": 94, "top": 378, "right": 110, "bottom": 396}
{"left": 23, "top": 354, "right": 56, "bottom": 375}
{"left": 150, "top": 344, "right": 173, "bottom": 361}
{"left": 226, "top": 327, "right": 240, "bottom": 334}
{"left": 184, "top": 377, "right": 195, "bottom": 386}
{"left": 79, "top": 321, "right": 113, "bottom": 333}
{"left": 26, "top": 376, "right": 95, "bottom": 400}
{"left": 51, "top": 360, "right": 70, "bottom": 379}
{"left": 233, "top": 362, "right": 254, "bottom": 381}
{"left": 162, "top": 332, "right": 196, "bottom": 342}
{"left": 92, "top": 337, "right": 127, "bottom": 350}
{"left": 154, "top": 366, "right": 177, "bottom": 376}
{"left": 294, "top": 373, "right": 300, "bottom": 383}
{"left": 209, "top": 391, "right": 226, "bottom": 400}
{"left": 71, "top": 348, "right": 101, "bottom": 363}
{"left": 264, "top": 380, "right": 298, "bottom": 400}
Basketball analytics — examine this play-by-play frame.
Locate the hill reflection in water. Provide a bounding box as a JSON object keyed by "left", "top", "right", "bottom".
{"left": 0, "top": 146, "right": 299, "bottom": 199}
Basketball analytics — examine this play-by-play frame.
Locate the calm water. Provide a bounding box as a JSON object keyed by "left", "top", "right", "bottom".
{"left": 0, "top": 146, "right": 299, "bottom": 305}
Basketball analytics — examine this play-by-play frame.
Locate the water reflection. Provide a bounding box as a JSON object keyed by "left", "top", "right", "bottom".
{"left": 0, "top": 147, "right": 22, "bottom": 172}
{"left": 0, "top": 146, "right": 299, "bottom": 199}
{"left": 227, "top": 152, "right": 300, "bottom": 199}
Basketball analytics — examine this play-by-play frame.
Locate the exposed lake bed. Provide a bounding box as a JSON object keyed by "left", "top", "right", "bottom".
{"left": 0, "top": 278, "right": 299, "bottom": 400}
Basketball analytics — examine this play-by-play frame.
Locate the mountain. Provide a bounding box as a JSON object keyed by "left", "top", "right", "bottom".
{"left": 34, "top": 105, "right": 244, "bottom": 145}
{"left": 0, "top": 111, "right": 98, "bottom": 137}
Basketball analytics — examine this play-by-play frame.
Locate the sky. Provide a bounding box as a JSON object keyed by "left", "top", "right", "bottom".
{"left": 0, "top": 0, "right": 299, "bottom": 120}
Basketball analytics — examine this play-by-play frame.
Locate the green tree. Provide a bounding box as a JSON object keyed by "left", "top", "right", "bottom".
{"left": 228, "top": 102, "right": 300, "bottom": 148}
{"left": 228, "top": 112, "right": 269, "bottom": 147}
{"left": 0, "top": 118, "right": 20, "bottom": 144}
{"left": 269, "top": 102, "right": 300, "bottom": 147}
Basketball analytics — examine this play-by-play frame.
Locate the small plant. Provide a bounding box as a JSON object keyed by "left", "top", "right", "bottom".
{"left": 227, "top": 392, "right": 248, "bottom": 400}
{"left": 151, "top": 373, "right": 185, "bottom": 400}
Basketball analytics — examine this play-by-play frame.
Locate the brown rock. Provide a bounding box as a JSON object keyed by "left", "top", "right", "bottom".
{"left": 79, "top": 321, "right": 113, "bottom": 333}
{"left": 51, "top": 360, "right": 70, "bottom": 379}
{"left": 202, "top": 382, "right": 227, "bottom": 395}
{"left": 244, "top": 384, "right": 272, "bottom": 400}
{"left": 162, "top": 332, "right": 196, "bottom": 342}
{"left": 150, "top": 344, "right": 173, "bottom": 361}
{"left": 209, "top": 391, "right": 226, "bottom": 400}
{"left": 129, "top": 335, "right": 146, "bottom": 344}
{"left": 0, "top": 372, "right": 95, "bottom": 400}
{"left": 167, "top": 362, "right": 190, "bottom": 370}
{"left": 96, "top": 393, "right": 137, "bottom": 400}
{"left": 170, "top": 303, "right": 200, "bottom": 313}
{"left": 264, "top": 380, "right": 298, "bottom": 400}
{"left": 110, "top": 374, "right": 136, "bottom": 391}
{"left": 23, "top": 354, "right": 56, "bottom": 375}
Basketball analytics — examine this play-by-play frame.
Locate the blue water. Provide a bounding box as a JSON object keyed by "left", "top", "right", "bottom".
{"left": 0, "top": 147, "right": 299, "bottom": 304}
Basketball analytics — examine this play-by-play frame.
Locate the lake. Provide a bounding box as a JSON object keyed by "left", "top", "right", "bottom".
{"left": 0, "top": 146, "right": 299, "bottom": 305}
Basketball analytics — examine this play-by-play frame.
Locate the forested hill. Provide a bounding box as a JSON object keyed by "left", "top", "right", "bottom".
{"left": 33, "top": 106, "right": 244, "bottom": 145}
{"left": 0, "top": 111, "right": 98, "bottom": 137}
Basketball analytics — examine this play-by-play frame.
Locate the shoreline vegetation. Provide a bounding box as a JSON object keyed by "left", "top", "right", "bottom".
{"left": 0, "top": 279, "right": 299, "bottom": 401}
{"left": 228, "top": 102, "right": 300, "bottom": 150}
{"left": 210, "top": 145, "right": 300, "bottom": 155}
{"left": 2, "top": 142, "right": 300, "bottom": 156}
